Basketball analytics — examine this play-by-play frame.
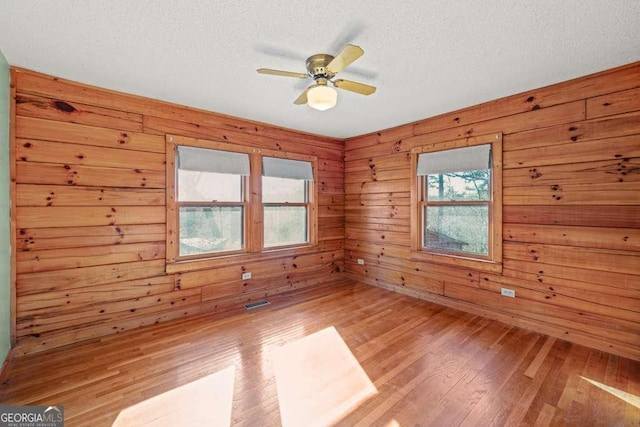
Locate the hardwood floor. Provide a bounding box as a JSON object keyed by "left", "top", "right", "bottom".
{"left": 1, "top": 279, "right": 639, "bottom": 426}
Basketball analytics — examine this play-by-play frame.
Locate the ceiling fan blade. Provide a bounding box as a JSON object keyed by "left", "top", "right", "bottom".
{"left": 257, "top": 68, "right": 308, "bottom": 79}
{"left": 333, "top": 79, "right": 376, "bottom": 95}
{"left": 326, "top": 44, "right": 364, "bottom": 74}
{"left": 294, "top": 87, "right": 310, "bottom": 105}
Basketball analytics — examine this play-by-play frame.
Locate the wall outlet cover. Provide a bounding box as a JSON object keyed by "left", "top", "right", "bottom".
{"left": 501, "top": 288, "right": 516, "bottom": 298}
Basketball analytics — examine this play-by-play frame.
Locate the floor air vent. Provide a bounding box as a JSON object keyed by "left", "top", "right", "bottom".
{"left": 244, "top": 300, "right": 270, "bottom": 310}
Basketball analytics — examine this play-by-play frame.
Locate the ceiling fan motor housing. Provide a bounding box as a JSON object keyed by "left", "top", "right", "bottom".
{"left": 306, "top": 54, "right": 336, "bottom": 79}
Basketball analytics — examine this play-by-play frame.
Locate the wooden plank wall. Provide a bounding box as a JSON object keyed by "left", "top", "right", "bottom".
{"left": 10, "top": 68, "right": 345, "bottom": 355}
{"left": 344, "top": 61, "right": 640, "bottom": 361}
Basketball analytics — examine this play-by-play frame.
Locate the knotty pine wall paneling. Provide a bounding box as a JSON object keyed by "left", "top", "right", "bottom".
{"left": 344, "top": 61, "right": 640, "bottom": 361}
{"left": 9, "top": 62, "right": 640, "bottom": 361}
{"left": 11, "top": 68, "right": 345, "bottom": 355}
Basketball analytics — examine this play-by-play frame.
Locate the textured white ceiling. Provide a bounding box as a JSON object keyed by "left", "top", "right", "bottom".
{"left": 1, "top": 1, "right": 639, "bottom": 138}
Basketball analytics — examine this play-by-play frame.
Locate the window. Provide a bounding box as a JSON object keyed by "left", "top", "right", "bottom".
{"left": 411, "top": 133, "right": 502, "bottom": 272}
{"left": 176, "top": 146, "right": 249, "bottom": 258}
{"left": 262, "top": 157, "right": 314, "bottom": 248}
{"left": 166, "top": 135, "right": 318, "bottom": 264}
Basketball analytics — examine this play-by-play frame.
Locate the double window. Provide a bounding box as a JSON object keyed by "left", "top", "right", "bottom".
{"left": 167, "top": 136, "right": 317, "bottom": 263}
{"left": 411, "top": 133, "right": 502, "bottom": 272}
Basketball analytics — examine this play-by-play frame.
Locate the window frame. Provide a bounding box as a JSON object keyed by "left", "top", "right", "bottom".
{"left": 166, "top": 134, "right": 318, "bottom": 269}
{"left": 410, "top": 133, "right": 503, "bottom": 273}
{"left": 261, "top": 172, "right": 313, "bottom": 250}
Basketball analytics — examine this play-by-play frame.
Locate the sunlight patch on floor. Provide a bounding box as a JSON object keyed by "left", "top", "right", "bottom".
{"left": 580, "top": 376, "right": 640, "bottom": 409}
{"left": 112, "top": 366, "right": 235, "bottom": 426}
{"left": 273, "top": 326, "right": 378, "bottom": 427}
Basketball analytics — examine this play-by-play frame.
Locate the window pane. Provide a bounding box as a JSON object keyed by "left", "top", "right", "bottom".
{"left": 263, "top": 176, "right": 306, "bottom": 203}
{"left": 264, "top": 206, "right": 307, "bottom": 247}
{"left": 178, "top": 170, "right": 242, "bottom": 202}
{"left": 179, "top": 206, "right": 243, "bottom": 256}
{"left": 426, "top": 170, "right": 490, "bottom": 201}
{"left": 424, "top": 205, "right": 488, "bottom": 255}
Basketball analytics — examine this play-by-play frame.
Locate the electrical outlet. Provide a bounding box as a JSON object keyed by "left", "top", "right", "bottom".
{"left": 501, "top": 287, "right": 516, "bottom": 298}
{"left": 357, "top": 258, "right": 365, "bottom": 265}
{"left": 242, "top": 272, "right": 252, "bottom": 280}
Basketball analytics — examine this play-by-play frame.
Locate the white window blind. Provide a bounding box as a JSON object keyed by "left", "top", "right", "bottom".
{"left": 417, "top": 144, "right": 491, "bottom": 176}
{"left": 262, "top": 157, "right": 313, "bottom": 180}
{"left": 177, "top": 146, "right": 250, "bottom": 175}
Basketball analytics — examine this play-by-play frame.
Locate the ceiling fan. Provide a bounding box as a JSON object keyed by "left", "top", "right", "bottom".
{"left": 257, "top": 44, "right": 376, "bottom": 111}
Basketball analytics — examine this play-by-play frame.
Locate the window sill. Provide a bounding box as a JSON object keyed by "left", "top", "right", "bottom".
{"left": 166, "top": 243, "right": 317, "bottom": 274}
{"left": 411, "top": 250, "right": 503, "bottom": 273}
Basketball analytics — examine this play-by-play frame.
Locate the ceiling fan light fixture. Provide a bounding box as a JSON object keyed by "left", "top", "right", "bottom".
{"left": 307, "top": 85, "right": 337, "bottom": 111}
